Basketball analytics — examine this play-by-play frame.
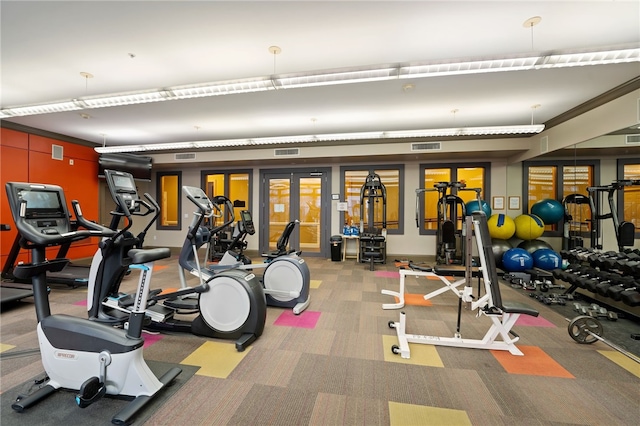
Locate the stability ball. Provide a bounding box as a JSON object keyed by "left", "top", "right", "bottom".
{"left": 532, "top": 248, "right": 562, "bottom": 270}
{"left": 502, "top": 248, "right": 534, "bottom": 272}
{"left": 518, "top": 239, "right": 552, "bottom": 254}
{"left": 492, "top": 239, "right": 512, "bottom": 267}
{"left": 466, "top": 199, "right": 491, "bottom": 217}
{"left": 514, "top": 214, "right": 545, "bottom": 240}
{"left": 531, "top": 199, "right": 564, "bottom": 225}
{"left": 487, "top": 214, "right": 516, "bottom": 240}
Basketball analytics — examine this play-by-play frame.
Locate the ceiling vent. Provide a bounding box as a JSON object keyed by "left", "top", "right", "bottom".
{"left": 52, "top": 144, "right": 63, "bottom": 160}
{"left": 175, "top": 152, "right": 196, "bottom": 160}
{"left": 540, "top": 136, "right": 549, "bottom": 153}
{"left": 274, "top": 148, "right": 299, "bottom": 156}
{"left": 626, "top": 134, "right": 640, "bottom": 144}
{"left": 411, "top": 142, "right": 441, "bottom": 152}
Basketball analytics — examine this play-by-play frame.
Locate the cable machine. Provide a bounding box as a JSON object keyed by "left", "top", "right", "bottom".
{"left": 416, "top": 181, "right": 482, "bottom": 265}
{"left": 561, "top": 193, "right": 591, "bottom": 251}
{"left": 359, "top": 173, "right": 387, "bottom": 270}
{"left": 587, "top": 179, "right": 639, "bottom": 251}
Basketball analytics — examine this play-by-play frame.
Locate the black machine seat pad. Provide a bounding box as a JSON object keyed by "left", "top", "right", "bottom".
{"left": 433, "top": 265, "right": 482, "bottom": 277}
{"left": 500, "top": 301, "right": 539, "bottom": 317}
{"left": 128, "top": 248, "right": 171, "bottom": 265}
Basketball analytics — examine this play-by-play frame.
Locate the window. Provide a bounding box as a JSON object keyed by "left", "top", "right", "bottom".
{"left": 523, "top": 160, "right": 598, "bottom": 235}
{"left": 618, "top": 158, "right": 640, "bottom": 236}
{"left": 156, "top": 171, "right": 181, "bottom": 230}
{"left": 201, "top": 170, "right": 252, "bottom": 230}
{"left": 341, "top": 166, "right": 404, "bottom": 234}
{"left": 418, "top": 164, "right": 490, "bottom": 235}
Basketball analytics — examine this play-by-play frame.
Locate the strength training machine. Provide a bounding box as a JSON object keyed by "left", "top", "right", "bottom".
{"left": 5, "top": 181, "right": 181, "bottom": 425}
{"left": 587, "top": 179, "right": 639, "bottom": 252}
{"left": 388, "top": 212, "right": 539, "bottom": 358}
{"left": 359, "top": 172, "right": 387, "bottom": 270}
{"left": 416, "top": 181, "right": 482, "bottom": 265}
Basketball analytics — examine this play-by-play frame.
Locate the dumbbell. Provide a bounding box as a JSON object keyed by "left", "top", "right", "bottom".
{"left": 612, "top": 253, "right": 640, "bottom": 276}
{"left": 620, "top": 286, "right": 640, "bottom": 307}
{"left": 602, "top": 252, "right": 640, "bottom": 272}
{"left": 567, "top": 267, "right": 601, "bottom": 289}
{"left": 580, "top": 271, "right": 618, "bottom": 293}
{"left": 560, "top": 247, "right": 592, "bottom": 263}
{"left": 606, "top": 277, "right": 638, "bottom": 301}
{"left": 586, "top": 251, "right": 619, "bottom": 269}
{"left": 552, "top": 263, "right": 582, "bottom": 281}
{"left": 594, "top": 272, "right": 625, "bottom": 296}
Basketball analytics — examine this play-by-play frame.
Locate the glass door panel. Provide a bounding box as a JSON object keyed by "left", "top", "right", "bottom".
{"left": 261, "top": 169, "right": 330, "bottom": 257}
{"left": 299, "top": 177, "right": 322, "bottom": 254}
{"left": 267, "top": 177, "right": 291, "bottom": 251}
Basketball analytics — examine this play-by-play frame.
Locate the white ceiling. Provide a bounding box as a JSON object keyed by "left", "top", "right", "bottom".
{"left": 1, "top": 1, "right": 639, "bottom": 150}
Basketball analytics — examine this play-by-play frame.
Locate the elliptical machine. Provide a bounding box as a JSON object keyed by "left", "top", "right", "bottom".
{"left": 5, "top": 181, "right": 180, "bottom": 425}
{"left": 88, "top": 170, "right": 266, "bottom": 352}
{"left": 181, "top": 186, "right": 311, "bottom": 315}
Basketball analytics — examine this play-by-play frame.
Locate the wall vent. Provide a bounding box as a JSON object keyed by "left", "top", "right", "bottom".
{"left": 175, "top": 152, "right": 196, "bottom": 160}
{"left": 411, "top": 142, "right": 441, "bottom": 151}
{"left": 274, "top": 148, "right": 299, "bottom": 156}
{"left": 626, "top": 134, "right": 640, "bottom": 144}
{"left": 540, "top": 136, "right": 549, "bottom": 153}
{"left": 52, "top": 144, "right": 64, "bottom": 160}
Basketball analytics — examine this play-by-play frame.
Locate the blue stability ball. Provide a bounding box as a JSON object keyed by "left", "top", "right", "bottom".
{"left": 531, "top": 198, "right": 564, "bottom": 225}
{"left": 502, "top": 248, "right": 534, "bottom": 272}
{"left": 532, "top": 248, "right": 562, "bottom": 270}
{"left": 466, "top": 199, "right": 492, "bottom": 217}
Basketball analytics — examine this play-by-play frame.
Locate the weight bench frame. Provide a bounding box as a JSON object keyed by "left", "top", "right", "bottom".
{"left": 389, "top": 212, "right": 538, "bottom": 358}
{"left": 381, "top": 267, "right": 482, "bottom": 310}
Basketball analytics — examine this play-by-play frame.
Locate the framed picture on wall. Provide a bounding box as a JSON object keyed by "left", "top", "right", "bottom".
{"left": 492, "top": 196, "right": 505, "bottom": 210}
{"left": 509, "top": 196, "right": 521, "bottom": 210}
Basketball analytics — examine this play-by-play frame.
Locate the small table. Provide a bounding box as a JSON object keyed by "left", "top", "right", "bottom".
{"left": 342, "top": 235, "right": 360, "bottom": 262}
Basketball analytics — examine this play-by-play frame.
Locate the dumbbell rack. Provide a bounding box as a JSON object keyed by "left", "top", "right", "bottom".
{"left": 554, "top": 247, "right": 640, "bottom": 321}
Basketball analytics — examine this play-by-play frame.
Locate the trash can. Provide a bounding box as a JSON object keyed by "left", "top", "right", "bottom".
{"left": 330, "top": 235, "right": 343, "bottom": 261}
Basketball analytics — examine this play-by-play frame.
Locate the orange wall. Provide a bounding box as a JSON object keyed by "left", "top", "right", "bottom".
{"left": 1, "top": 128, "right": 100, "bottom": 265}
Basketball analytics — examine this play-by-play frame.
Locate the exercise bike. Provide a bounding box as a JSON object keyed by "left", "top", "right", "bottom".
{"left": 88, "top": 170, "right": 267, "bottom": 352}
{"left": 181, "top": 186, "right": 311, "bottom": 315}
{"left": 5, "top": 181, "right": 181, "bottom": 425}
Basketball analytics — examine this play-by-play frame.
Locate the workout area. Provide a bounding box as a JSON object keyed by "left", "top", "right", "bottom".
{"left": 1, "top": 2, "right": 640, "bottom": 425}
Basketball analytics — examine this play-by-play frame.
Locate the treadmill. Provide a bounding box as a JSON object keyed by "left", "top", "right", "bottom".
{"left": 2, "top": 221, "right": 91, "bottom": 288}
{"left": 1, "top": 223, "right": 35, "bottom": 305}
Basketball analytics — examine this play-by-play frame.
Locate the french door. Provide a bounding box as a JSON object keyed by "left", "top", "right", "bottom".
{"left": 260, "top": 168, "right": 331, "bottom": 257}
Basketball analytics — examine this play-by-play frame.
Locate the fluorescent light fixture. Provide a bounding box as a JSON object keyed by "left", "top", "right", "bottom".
{"left": 94, "top": 124, "right": 544, "bottom": 154}
{"left": 2, "top": 46, "right": 637, "bottom": 118}
{"left": 171, "top": 78, "right": 274, "bottom": 99}
{"left": 400, "top": 56, "right": 540, "bottom": 78}
{"left": 536, "top": 48, "right": 640, "bottom": 68}
{"left": 385, "top": 124, "right": 544, "bottom": 138}
{"left": 1, "top": 101, "right": 82, "bottom": 117}
{"left": 276, "top": 68, "right": 397, "bottom": 89}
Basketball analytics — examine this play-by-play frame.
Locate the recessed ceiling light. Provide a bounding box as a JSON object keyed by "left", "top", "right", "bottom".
{"left": 79, "top": 113, "right": 91, "bottom": 119}
{"left": 402, "top": 83, "right": 415, "bottom": 92}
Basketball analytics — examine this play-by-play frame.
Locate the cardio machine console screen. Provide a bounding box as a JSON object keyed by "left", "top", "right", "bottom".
{"left": 104, "top": 170, "right": 139, "bottom": 208}
{"left": 15, "top": 187, "right": 68, "bottom": 233}
{"left": 240, "top": 210, "right": 255, "bottom": 234}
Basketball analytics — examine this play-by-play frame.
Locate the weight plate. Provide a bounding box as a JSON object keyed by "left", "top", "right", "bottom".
{"left": 567, "top": 315, "right": 603, "bottom": 344}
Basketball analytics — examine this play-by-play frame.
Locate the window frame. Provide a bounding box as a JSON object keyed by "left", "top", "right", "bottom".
{"left": 156, "top": 171, "right": 182, "bottom": 231}
{"left": 522, "top": 159, "right": 600, "bottom": 237}
{"left": 418, "top": 162, "right": 491, "bottom": 236}
{"left": 339, "top": 165, "right": 404, "bottom": 235}
{"left": 617, "top": 158, "right": 640, "bottom": 238}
